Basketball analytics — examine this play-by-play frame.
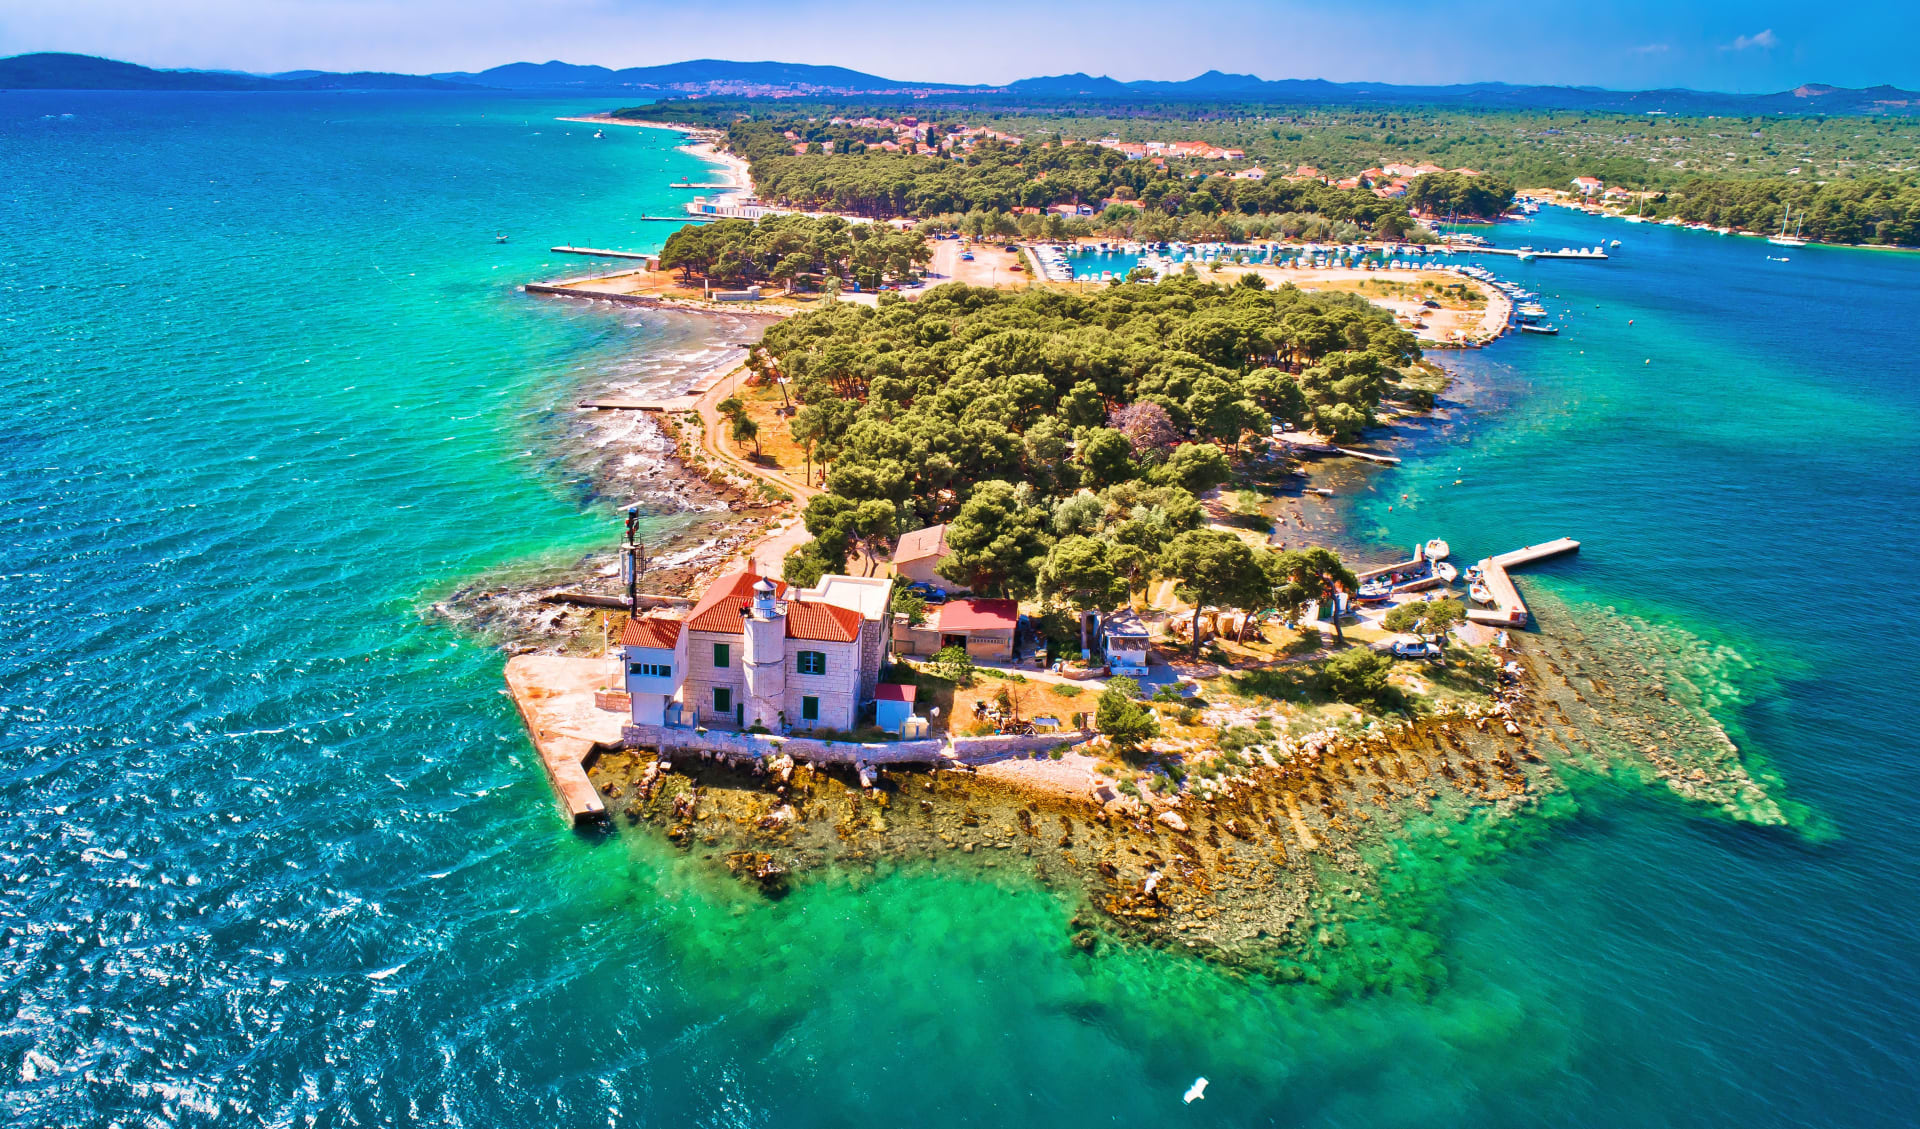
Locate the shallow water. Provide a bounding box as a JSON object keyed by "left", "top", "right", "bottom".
{"left": 3, "top": 95, "right": 1918, "bottom": 1126}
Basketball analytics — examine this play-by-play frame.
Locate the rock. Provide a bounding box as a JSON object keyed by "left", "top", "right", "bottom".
{"left": 1157, "top": 810, "right": 1190, "bottom": 833}
{"left": 1071, "top": 930, "right": 1098, "bottom": 953}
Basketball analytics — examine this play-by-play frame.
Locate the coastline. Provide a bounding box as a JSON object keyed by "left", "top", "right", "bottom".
{"left": 484, "top": 165, "right": 1792, "bottom": 968}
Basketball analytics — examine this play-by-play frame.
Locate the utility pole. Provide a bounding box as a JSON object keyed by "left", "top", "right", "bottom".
{"left": 622, "top": 505, "right": 647, "bottom": 614}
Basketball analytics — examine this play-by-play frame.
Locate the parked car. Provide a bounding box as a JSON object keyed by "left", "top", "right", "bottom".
{"left": 905, "top": 581, "right": 948, "bottom": 604}
{"left": 1391, "top": 638, "right": 1444, "bottom": 661}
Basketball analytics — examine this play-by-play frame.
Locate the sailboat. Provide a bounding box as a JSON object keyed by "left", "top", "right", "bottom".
{"left": 1769, "top": 207, "right": 1808, "bottom": 248}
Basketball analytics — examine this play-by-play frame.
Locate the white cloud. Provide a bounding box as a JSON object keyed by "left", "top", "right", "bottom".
{"left": 1630, "top": 43, "right": 1671, "bottom": 56}
{"left": 1726, "top": 29, "right": 1779, "bottom": 52}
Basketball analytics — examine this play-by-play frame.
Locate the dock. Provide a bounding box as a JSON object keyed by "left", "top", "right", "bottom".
{"left": 640, "top": 214, "right": 714, "bottom": 223}
{"left": 577, "top": 396, "right": 697, "bottom": 412}
{"left": 1470, "top": 247, "right": 1608, "bottom": 261}
{"left": 504, "top": 654, "right": 624, "bottom": 826}
{"left": 1466, "top": 538, "right": 1582, "bottom": 627}
{"left": 666, "top": 182, "right": 735, "bottom": 190}
{"left": 1337, "top": 447, "right": 1401, "bottom": 465}
{"left": 551, "top": 246, "right": 657, "bottom": 262}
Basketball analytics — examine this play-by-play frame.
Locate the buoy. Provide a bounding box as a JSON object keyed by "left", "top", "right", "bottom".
{"left": 1645, "top": 358, "right": 1651, "bottom": 364}
{"left": 1184, "top": 1078, "right": 1209, "bottom": 1104}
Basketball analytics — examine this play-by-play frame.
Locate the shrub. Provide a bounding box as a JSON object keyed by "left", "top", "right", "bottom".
{"left": 1320, "top": 646, "right": 1393, "bottom": 703}
{"left": 933, "top": 644, "right": 976, "bottom": 685}
{"left": 1218, "top": 725, "right": 1261, "bottom": 754}
{"left": 1047, "top": 683, "right": 1084, "bottom": 700}
{"left": 1096, "top": 683, "right": 1159, "bottom": 754}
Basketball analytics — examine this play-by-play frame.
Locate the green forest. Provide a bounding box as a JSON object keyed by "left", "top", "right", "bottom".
{"left": 660, "top": 214, "right": 930, "bottom": 289}
{"left": 1639, "top": 176, "right": 1920, "bottom": 244}
{"left": 754, "top": 275, "right": 1424, "bottom": 605}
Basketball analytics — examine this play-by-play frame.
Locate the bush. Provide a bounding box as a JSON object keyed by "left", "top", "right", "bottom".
{"left": 1320, "top": 646, "right": 1393, "bottom": 703}
{"left": 1096, "top": 682, "right": 1159, "bottom": 754}
{"left": 933, "top": 644, "right": 975, "bottom": 686}
{"left": 1218, "top": 725, "right": 1261, "bottom": 754}
{"left": 1047, "top": 683, "right": 1084, "bottom": 699}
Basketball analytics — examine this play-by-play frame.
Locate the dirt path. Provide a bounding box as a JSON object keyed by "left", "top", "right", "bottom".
{"left": 690, "top": 364, "right": 821, "bottom": 575}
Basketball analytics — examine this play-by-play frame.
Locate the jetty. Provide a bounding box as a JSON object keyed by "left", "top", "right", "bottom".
{"left": 551, "top": 246, "right": 656, "bottom": 262}
{"left": 1466, "top": 538, "right": 1582, "bottom": 628}
{"left": 1337, "top": 447, "right": 1401, "bottom": 465}
{"left": 1471, "top": 246, "right": 1609, "bottom": 261}
{"left": 666, "top": 182, "right": 735, "bottom": 190}
{"left": 503, "top": 654, "right": 622, "bottom": 826}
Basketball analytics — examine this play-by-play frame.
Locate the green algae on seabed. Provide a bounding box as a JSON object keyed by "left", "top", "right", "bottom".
{"left": 1517, "top": 583, "right": 1818, "bottom": 832}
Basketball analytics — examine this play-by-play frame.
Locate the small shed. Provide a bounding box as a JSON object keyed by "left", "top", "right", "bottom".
{"left": 874, "top": 683, "right": 918, "bottom": 734}
{"left": 1101, "top": 610, "right": 1151, "bottom": 676}
{"left": 896, "top": 598, "right": 1019, "bottom": 660}
{"left": 890, "top": 524, "right": 961, "bottom": 592}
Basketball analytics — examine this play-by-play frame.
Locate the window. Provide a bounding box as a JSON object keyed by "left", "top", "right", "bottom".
{"left": 713, "top": 687, "right": 732, "bottom": 714}
{"left": 628, "top": 661, "right": 670, "bottom": 678}
{"left": 802, "top": 696, "right": 820, "bottom": 722}
{"left": 796, "top": 650, "right": 826, "bottom": 676}
{"left": 713, "top": 642, "right": 730, "bottom": 668}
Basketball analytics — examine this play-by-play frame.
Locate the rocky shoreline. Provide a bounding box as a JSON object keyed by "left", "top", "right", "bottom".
{"left": 429, "top": 310, "right": 781, "bottom": 651}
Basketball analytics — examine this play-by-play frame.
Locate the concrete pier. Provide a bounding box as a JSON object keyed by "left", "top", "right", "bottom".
{"left": 551, "top": 246, "right": 658, "bottom": 264}
{"left": 1466, "top": 538, "right": 1581, "bottom": 627}
{"left": 503, "top": 654, "right": 624, "bottom": 826}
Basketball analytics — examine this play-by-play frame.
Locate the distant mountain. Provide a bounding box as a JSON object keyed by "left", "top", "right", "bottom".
{"left": 0, "top": 52, "right": 460, "bottom": 91}
{"left": 433, "top": 58, "right": 935, "bottom": 93}
{"left": 1006, "top": 73, "right": 1134, "bottom": 96}
{"left": 998, "top": 70, "right": 1920, "bottom": 115}
{"left": 6, "top": 52, "right": 1914, "bottom": 116}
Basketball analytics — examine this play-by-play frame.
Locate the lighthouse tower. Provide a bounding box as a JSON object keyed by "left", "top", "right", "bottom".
{"left": 741, "top": 578, "right": 788, "bottom": 730}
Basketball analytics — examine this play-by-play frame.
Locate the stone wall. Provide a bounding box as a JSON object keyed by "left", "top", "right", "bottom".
{"left": 620, "top": 724, "right": 1092, "bottom": 766}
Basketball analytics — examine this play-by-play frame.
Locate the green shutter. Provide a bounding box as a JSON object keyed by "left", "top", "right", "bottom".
{"left": 802, "top": 696, "right": 819, "bottom": 721}
{"left": 713, "top": 687, "right": 731, "bottom": 713}
{"left": 714, "top": 642, "right": 730, "bottom": 668}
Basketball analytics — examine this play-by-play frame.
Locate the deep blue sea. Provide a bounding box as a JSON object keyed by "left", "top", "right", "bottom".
{"left": 2, "top": 92, "right": 1917, "bottom": 1127}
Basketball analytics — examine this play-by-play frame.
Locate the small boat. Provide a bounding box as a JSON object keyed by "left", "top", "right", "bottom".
{"left": 1518, "top": 322, "right": 1559, "bottom": 335}
{"left": 593, "top": 129, "right": 606, "bottom": 139}
{"left": 1424, "top": 538, "right": 1450, "bottom": 561}
{"left": 495, "top": 234, "right": 508, "bottom": 243}
{"left": 1434, "top": 561, "right": 1458, "bottom": 584}
{"left": 1355, "top": 578, "right": 1394, "bottom": 603}
{"left": 1469, "top": 581, "right": 1494, "bottom": 605}
{"left": 1767, "top": 255, "right": 1790, "bottom": 263}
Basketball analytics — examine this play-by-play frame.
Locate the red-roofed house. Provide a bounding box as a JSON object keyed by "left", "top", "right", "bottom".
{"left": 1571, "top": 176, "right": 1605, "bottom": 196}
{"left": 890, "top": 523, "right": 966, "bottom": 593}
{"left": 622, "top": 567, "right": 895, "bottom": 732}
{"left": 894, "top": 597, "right": 1020, "bottom": 661}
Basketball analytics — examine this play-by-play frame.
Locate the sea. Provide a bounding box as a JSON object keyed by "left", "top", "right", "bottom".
{"left": 2, "top": 91, "right": 1917, "bottom": 1127}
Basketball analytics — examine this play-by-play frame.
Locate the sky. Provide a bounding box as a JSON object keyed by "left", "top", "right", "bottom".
{"left": 2, "top": 0, "right": 1916, "bottom": 93}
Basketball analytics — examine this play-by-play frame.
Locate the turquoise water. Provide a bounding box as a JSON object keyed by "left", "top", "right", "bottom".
{"left": 4, "top": 94, "right": 1918, "bottom": 1126}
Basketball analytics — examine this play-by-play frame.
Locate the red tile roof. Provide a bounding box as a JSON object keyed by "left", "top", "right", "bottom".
{"left": 785, "top": 600, "right": 862, "bottom": 643}
{"left": 682, "top": 567, "right": 861, "bottom": 642}
{"left": 685, "top": 569, "right": 787, "bottom": 634}
{"left": 891, "top": 523, "right": 948, "bottom": 564}
{"left": 621, "top": 616, "right": 683, "bottom": 650}
{"left": 934, "top": 598, "right": 1019, "bottom": 632}
{"left": 874, "top": 683, "right": 916, "bottom": 702}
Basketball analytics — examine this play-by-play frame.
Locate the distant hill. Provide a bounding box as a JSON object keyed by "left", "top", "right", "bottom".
{"left": 5, "top": 52, "right": 1914, "bottom": 116}
{"left": 0, "top": 52, "right": 459, "bottom": 91}
{"left": 433, "top": 58, "right": 935, "bottom": 93}
{"left": 1000, "top": 70, "right": 1920, "bottom": 115}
